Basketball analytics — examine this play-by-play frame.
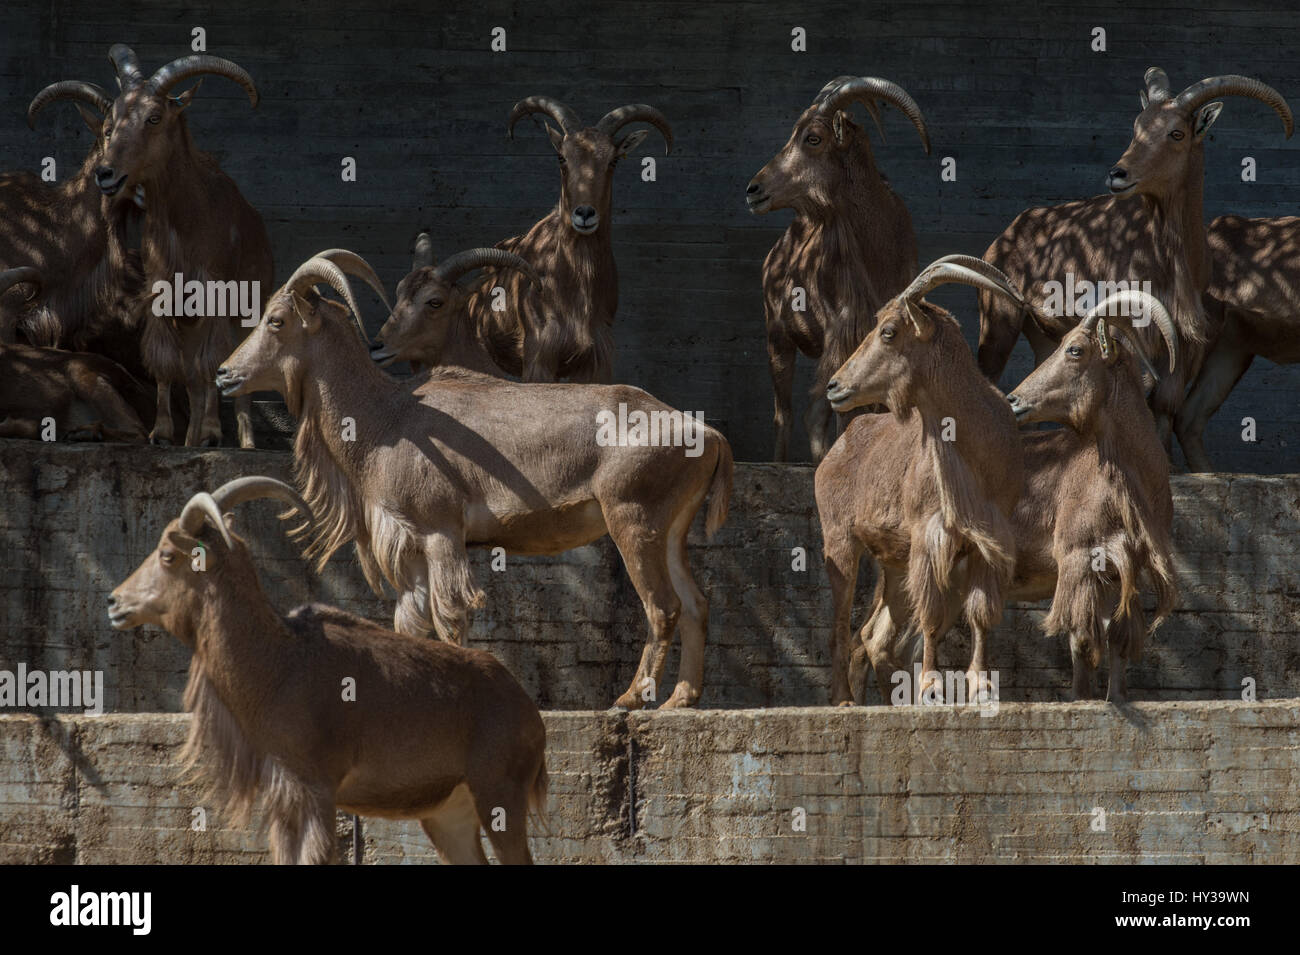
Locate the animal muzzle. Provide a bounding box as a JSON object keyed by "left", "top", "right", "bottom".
{"left": 1106, "top": 166, "right": 1136, "bottom": 195}
{"left": 106, "top": 592, "right": 136, "bottom": 630}
{"left": 1007, "top": 392, "right": 1034, "bottom": 421}
{"left": 215, "top": 366, "right": 247, "bottom": 397}
{"left": 745, "top": 178, "right": 772, "bottom": 214}
{"left": 369, "top": 341, "right": 398, "bottom": 366}
{"left": 95, "top": 166, "right": 128, "bottom": 197}
{"left": 570, "top": 206, "right": 599, "bottom": 234}
{"left": 825, "top": 378, "right": 855, "bottom": 410}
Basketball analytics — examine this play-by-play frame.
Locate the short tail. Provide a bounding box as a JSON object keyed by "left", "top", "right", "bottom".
{"left": 705, "top": 434, "right": 734, "bottom": 539}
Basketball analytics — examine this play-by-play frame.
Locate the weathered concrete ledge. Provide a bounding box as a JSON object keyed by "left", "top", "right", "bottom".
{"left": 3, "top": 441, "right": 1300, "bottom": 710}
{"left": 2, "top": 701, "right": 1297, "bottom": 864}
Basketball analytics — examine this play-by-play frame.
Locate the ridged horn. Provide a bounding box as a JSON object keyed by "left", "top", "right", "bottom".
{"left": 412, "top": 232, "right": 435, "bottom": 270}
{"left": 1173, "top": 74, "right": 1292, "bottom": 138}
{"left": 434, "top": 248, "right": 539, "bottom": 287}
{"left": 818, "top": 76, "right": 931, "bottom": 153}
{"left": 108, "top": 44, "right": 145, "bottom": 89}
{"left": 1078, "top": 291, "right": 1179, "bottom": 374}
{"left": 595, "top": 104, "right": 673, "bottom": 154}
{"left": 508, "top": 96, "right": 581, "bottom": 137}
{"left": 177, "top": 491, "right": 233, "bottom": 548}
{"left": 27, "top": 81, "right": 113, "bottom": 128}
{"left": 285, "top": 253, "right": 374, "bottom": 344}
{"left": 149, "top": 53, "right": 259, "bottom": 107}
{"left": 1144, "top": 67, "right": 1172, "bottom": 104}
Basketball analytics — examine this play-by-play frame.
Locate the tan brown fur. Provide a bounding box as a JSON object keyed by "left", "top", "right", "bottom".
{"left": 109, "top": 483, "right": 547, "bottom": 865}
{"left": 218, "top": 253, "right": 733, "bottom": 710}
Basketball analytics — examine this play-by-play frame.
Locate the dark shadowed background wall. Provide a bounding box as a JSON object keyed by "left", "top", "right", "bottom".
{"left": 2, "top": 0, "right": 1298, "bottom": 469}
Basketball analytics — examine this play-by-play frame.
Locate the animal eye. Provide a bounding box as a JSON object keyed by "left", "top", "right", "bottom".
{"left": 557, "top": 155, "right": 566, "bottom": 165}
{"left": 1067, "top": 345, "right": 1083, "bottom": 357}
{"left": 160, "top": 551, "right": 174, "bottom": 565}
{"left": 805, "top": 134, "right": 822, "bottom": 146}
{"left": 880, "top": 325, "right": 895, "bottom": 341}
{"left": 1170, "top": 129, "right": 1185, "bottom": 141}
{"left": 269, "top": 316, "right": 283, "bottom": 329}
{"left": 428, "top": 299, "right": 444, "bottom": 310}
{"left": 147, "top": 114, "right": 161, "bottom": 125}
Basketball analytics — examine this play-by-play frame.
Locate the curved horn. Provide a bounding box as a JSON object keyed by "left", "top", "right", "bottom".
{"left": 285, "top": 254, "right": 372, "bottom": 344}
{"left": 0, "top": 267, "right": 42, "bottom": 302}
{"left": 108, "top": 44, "right": 145, "bottom": 89}
{"left": 1078, "top": 291, "right": 1179, "bottom": 374}
{"left": 813, "top": 75, "right": 886, "bottom": 140}
{"left": 812, "top": 76, "right": 857, "bottom": 106}
{"left": 903, "top": 262, "right": 1025, "bottom": 312}
{"left": 818, "top": 76, "right": 931, "bottom": 154}
{"left": 596, "top": 104, "right": 674, "bottom": 154}
{"left": 434, "top": 248, "right": 539, "bottom": 287}
{"left": 1144, "top": 67, "right": 1172, "bottom": 104}
{"left": 177, "top": 491, "right": 233, "bottom": 549}
{"left": 1174, "top": 74, "right": 1293, "bottom": 138}
{"left": 211, "top": 475, "right": 314, "bottom": 537}
{"left": 27, "top": 81, "right": 113, "bottom": 128}
{"left": 412, "top": 232, "right": 435, "bottom": 270}
{"left": 149, "top": 54, "right": 259, "bottom": 107}
{"left": 313, "top": 249, "right": 392, "bottom": 312}
{"left": 508, "top": 96, "right": 581, "bottom": 138}
{"left": 915, "top": 254, "right": 1026, "bottom": 304}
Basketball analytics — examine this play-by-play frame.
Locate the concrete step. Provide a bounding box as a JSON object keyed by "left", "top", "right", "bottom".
{"left": 2, "top": 441, "right": 1299, "bottom": 713}
{"left": 3, "top": 702, "right": 1297, "bottom": 864}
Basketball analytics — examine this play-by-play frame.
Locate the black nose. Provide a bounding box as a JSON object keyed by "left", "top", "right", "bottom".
{"left": 106, "top": 594, "right": 117, "bottom": 608}
{"left": 1109, "top": 166, "right": 1127, "bottom": 181}
{"left": 216, "top": 366, "right": 228, "bottom": 377}
{"left": 827, "top": 379, "right": 839, "bottom": 394}
{"left": 95, "top": 166, "right": 115, "bottom": 184}
{"left": 746, "top": 181, "right": 761, "bottom": 195}
{"left": 574, "top": 205, "right": 596, "bottom": 218}
{"left": 1007, "top": 394, "right": 1022, "bottom": 408}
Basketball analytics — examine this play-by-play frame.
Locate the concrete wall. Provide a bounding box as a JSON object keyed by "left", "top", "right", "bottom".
{"left": 1, "top": 1, "right": 1299, "bottom": 469}
{"left": 3, "top": 441, "right": 1299, "bottom": 712}
{"left": 3, "top": 702, "right": 1296, "bottom": 864}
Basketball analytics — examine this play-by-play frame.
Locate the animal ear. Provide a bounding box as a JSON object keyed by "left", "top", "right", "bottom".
{"left": 546, "top": 123, "right": 565, "bottom": 153}
{"left": 75, "top": 104, "right": 103, "bottom": 136}
{"left": 171, "top": 80, "right": 203, "bottom": 110}
{"left": 1094, "top": 322, "right": 1115, "bottom": 362}
{"left": 1139, "top": 90, "right": 1150, "bottom": 110}
{"left": 831, "top": 110, "right": 851, "bottom": 144}
{"left": 615, "top": 129, "right": 650, "bottom": 157}
{"left": 1193, "top": 102, "right": 1223, "bottom": 141}
{"left": 292, "top": 291, "right": 321, "bottom": 332}
{"left": 904, "top": 300, "right": 934, "bottom": 341}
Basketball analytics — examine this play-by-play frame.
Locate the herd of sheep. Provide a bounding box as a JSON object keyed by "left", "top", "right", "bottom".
{"left": 2, "top": 45, "right": 1296, "bottom": 863}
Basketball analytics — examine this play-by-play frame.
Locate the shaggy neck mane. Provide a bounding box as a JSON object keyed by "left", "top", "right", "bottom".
{"left": 290, "top": 315, "right": 413, "bottom": 595}
{"left": 179, "top": 557, "right": 290, "bottom": 825}
{"left": 906, "top": 318, "right": 1017, "bottom": 578}
{"left": 135, "top": 120, "right": 215, "bottom": 281}
{"left": 1076, "top": 354, "right": 1178, "bottom": 632}
{"left": 1141, "top": 147, "right": 1211, "bottom": 352}
{"left": 804, "top": 134, "right": 909, "bottom": 375}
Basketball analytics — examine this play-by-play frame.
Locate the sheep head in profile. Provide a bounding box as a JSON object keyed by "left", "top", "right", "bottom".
{"left": 371, "top": 233, "right": 537, "bottom": 369}
{"left": 1009, "top": 291, "right": 1179, "bottom": 432}
{"left": 507, "top": 97, "right": 672, "bottom": 235}
{"left": 746, "top": 76, "right": 930, "bottom": 215}
{"left": 107, "top": 477, "right": 311, "bottom": 647}
{"left": 825, "top": 255, "right": 1027, "bottom": 416}
{"left": 217, "top": 250, "right": 389, "bottom": 405}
